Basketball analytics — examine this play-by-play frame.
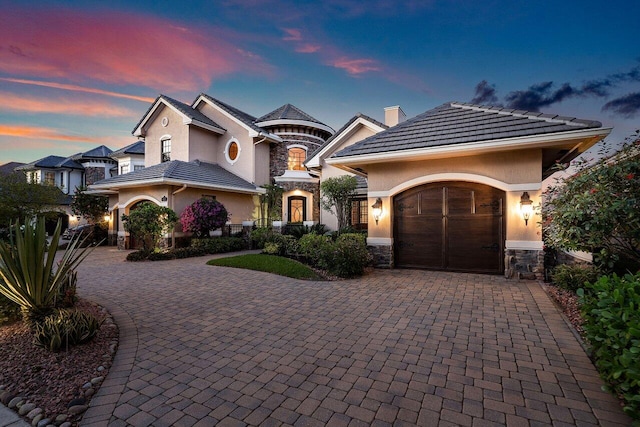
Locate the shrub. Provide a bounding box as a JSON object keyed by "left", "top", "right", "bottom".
{"left": 578, "top": 273, "right": 640, "bottom": 420}
{"left": 180, "top": 198, "right": 229, "bottom": 237}
{"left": 551, "top": 264, "right": 601, "bottom": 293}
{"left": 298, "top": 233, "right": 332, "bottom": 267}
{"left": 0, "top": 218, "right": 95, "bottom": 327}
{"left": 126, "top": 250, "right": 148, "bottom": 262}
{"left": 147, "top": 251, "right": 176, "bottom": 261}
{"left": 0, "top": 293, "right": 20, "bottom": 325}
{"left": 250, "top": 227, "right": 273, "bottom": 249}
{"left": 33, "top": 309, "right": 103, "bottom": 352}
{"left": 262, "top": 242, "right": 281, "bottom": 255}
{"left": 57, "top": 269, "right": 78, "bottom": 308}
{"left": 121, "top": 202, "right": 178, "bottom": 255}
{"left": 191, "top": 237, "right": 245, "bottom": 254}
{"left": 323, "top": 234, "right": 372, "bottom": 278}
{"left": 173, "top": 247, "right": 206, "bottom": 259}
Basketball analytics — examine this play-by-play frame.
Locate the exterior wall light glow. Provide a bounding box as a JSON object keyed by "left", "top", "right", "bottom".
{"left": 520, "top": 192, "right": 533, "bottom": 226}
{"left": 104, "top": 214, "right": 111, "bottom": 222}
{"left": 372, "top": 198, "right": 383, "bottom": 225}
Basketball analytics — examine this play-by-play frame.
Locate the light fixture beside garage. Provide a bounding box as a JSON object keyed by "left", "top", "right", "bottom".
{"left": 372, "top": 198, "right": 383, "bottom": 225}
{"left": 520, "top": 192, "right": 533, "bottom": 226}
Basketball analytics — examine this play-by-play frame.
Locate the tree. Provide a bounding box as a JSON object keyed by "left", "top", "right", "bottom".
{"left": 180, "top": 198, "right": 229, "bottom": 237}
{"left": 320, "top": 175, "right": 358, "bottom": 231}
{"left": 543, "top": 136, "right": 640, "bottom": 272}
{"left": 259, "top": 184, "right": 283, "bottom": 226}
{"left": 71, "top": 186, "right": 109, "bottom": 224}
{"left": 121, "top": 202, "right": 178, "bottom": 254}
{"left": 0, "top": 172, "right": 62, "bottom": 228}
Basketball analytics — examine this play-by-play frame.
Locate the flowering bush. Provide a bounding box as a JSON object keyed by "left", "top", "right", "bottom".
{"left": 180, "top": 198, "right": 229, "bottom": 237}
{"left": 543, "top": 136, "right": 640, "bottom": 272}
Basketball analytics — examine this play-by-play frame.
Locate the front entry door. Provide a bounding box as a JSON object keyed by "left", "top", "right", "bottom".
{"left": 394, "top": 182, "right": 505, "bottom": 274}
{"left": 288, "top": 196, "right": 306, "bottom": 223}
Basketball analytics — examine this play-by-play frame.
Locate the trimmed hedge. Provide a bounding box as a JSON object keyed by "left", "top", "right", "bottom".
{"left": 578, "top": 273, "right": 640, "bottom": 420}
{"left": 551, "top": 264, "right": 601, "bottom": 292}
{"left": 191, "top": 237, "right": 245, "bottom": 254}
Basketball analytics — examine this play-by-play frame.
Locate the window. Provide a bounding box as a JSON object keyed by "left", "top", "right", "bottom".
{"left": 161, "top": 138, "right": 171, "bottom": 162}
{"left": 134, "top": 165, "right": 145, "bottom": 171}
{"left": 225, "top": 138, "right": 240, "bottom": 164}
{"left": 351, "top": 199, "right": 368, "bottom": 230}
{"left": 120, "top": 163, "right": 130, "bottom": 175}
{"left": 287, "top": 147, "right": 306, "bottom": 171}
{"left": 44, "top": 171, "right": 55, "bottom": 186}
{"left": 288, "top": 196, "right": 306, "bottom": 223}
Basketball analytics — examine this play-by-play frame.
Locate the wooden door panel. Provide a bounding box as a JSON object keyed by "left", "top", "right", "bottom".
{"left": 447, "top": 216, "right": 502, "bottom": 272}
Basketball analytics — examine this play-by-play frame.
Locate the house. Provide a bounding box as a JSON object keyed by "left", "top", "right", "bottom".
{"left": 323, "top": 102, "right": 611, "bottom": 277}
{"left": 89, "top": 94, "right": 335, "bottom": 248}
{"left": 12, "top": 145, "right": 116, "bottom": 231}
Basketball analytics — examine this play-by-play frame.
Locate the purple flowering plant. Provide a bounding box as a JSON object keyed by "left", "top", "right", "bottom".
{"left": 180, "top": 198, "right": 229, "bottom": 237}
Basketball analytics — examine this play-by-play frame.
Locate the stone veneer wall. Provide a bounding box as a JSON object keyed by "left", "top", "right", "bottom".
{"left": 278, "top": 181, "right": 321, "bottom": 223}
{"left": 368, "top": 244, "right": 393, "bottom": 269}
{"left": 269, "top": 134, "right": 323, "bottom": 178}
{"left": 505, "top": 249, "right": 544, "bottom": 280}
{"left": 84, "top": 167, "right": 106, "bottom": 185}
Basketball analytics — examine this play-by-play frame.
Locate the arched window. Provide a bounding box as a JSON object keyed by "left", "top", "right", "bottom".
{"left": 287, "top": 147, "right": 306, "bottom": 171}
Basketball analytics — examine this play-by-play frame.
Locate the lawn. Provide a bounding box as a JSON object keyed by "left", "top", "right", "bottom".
{"left": 207, "top": 254, "right": 323, "bottom": 280}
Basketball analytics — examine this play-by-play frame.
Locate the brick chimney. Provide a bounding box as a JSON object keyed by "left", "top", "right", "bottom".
{"left": 384, "top": 106, "right": 406, "bottom": 127}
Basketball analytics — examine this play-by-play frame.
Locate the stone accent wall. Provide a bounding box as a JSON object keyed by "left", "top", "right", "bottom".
{"left": 278, "top": 181, "right": 321, "bottom": 222}
{"left": 117, "top": 235, "right": 126, "bottom": 250}
{"left": 84, "top": 167, "right": 105, "bottom": 185}
{"left": 369, "top": 244, "right": 393, "bottom": 269}
{"left": 269, "top": 135, "right": 323, "bottom": 178}
{"left": 505, "top": 249, "right": 544, "bottom": 280}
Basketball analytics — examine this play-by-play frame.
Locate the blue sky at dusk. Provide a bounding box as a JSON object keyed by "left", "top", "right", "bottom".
{"left": 1, "top": 0, "right": 638, "bottom": 164}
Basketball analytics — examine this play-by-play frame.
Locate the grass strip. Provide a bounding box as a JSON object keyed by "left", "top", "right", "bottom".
{"left": 207, "top": 254, "right": 323, "bottom": 280}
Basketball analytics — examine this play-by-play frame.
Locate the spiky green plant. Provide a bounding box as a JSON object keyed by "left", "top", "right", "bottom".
{"left": 0, "top": 217, "right": 96, "bottom": 327}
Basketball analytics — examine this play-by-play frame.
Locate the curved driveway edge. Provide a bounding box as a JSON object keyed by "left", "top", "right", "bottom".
{"left": 77, "top": 248, "right": 631, "bottom": 426}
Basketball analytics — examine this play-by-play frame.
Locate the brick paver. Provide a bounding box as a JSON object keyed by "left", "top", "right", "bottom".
{"left": 75, "top": 248, "right": 631, "bottom": 426}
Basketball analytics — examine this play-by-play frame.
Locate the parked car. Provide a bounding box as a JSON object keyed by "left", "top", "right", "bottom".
{"left": 62, "top": 224, "right": 92, "bottom": 240}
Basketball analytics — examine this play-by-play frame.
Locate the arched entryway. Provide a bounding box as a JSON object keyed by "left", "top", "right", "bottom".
{"left": 393, "top": 181, "right": 505, "bottom": 274}
{"left": 127, "top": 201, "right": 148, "bottom": 249}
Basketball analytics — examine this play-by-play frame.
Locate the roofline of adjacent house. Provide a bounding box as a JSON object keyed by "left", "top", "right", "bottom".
{"left": 306, "top": 116, "right": 386, "bottom": 168}
{"left": 326, "top": 127, "right": 612, "bottom": 166}
{"left": 254, "top": 119, "right": 335, "bottom": 135}
{"left": 89, "top": 178, "right": 266, "bottom": 195}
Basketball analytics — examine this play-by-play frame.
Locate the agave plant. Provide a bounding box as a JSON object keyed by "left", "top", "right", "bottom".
{"left": 0, "top": 217, "right": 96, "bottom": 327}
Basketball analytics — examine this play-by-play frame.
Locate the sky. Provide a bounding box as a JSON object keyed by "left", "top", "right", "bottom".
{"left": 1, "top": 0, "right": 639, "bottom": 165}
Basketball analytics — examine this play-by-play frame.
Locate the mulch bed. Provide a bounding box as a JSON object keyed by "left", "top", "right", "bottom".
{"left": 0, "top": 299, "right": 118, "bottom": 423}
{"left": 543, "top": 283, "right": 585, "bottom": 336}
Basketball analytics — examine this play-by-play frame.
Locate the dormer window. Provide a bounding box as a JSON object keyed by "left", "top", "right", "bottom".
{"left": 161, "top": 138, "right": 171, "bottom": 163}
{"left": 287, "top": 147, "right": 306, "bottom": 171}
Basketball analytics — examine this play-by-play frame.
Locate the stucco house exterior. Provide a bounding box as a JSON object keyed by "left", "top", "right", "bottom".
{"left": 89, "top": 94, "right": 335, "bottom": 248}
{"left": 324, "top": 102, "right": 611, "bottom": 277}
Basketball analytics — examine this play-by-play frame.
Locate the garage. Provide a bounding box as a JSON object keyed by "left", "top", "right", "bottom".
{"left": 394, "top": 182, "right": 505, "bottom": 274}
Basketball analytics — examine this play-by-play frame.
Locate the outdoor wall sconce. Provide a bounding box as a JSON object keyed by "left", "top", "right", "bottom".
{"left": 372, "top": 198, "right": 383, "bottom": 225}
{"left": 161, "top": 196, "right": 168, "bottom": 202}
{"left": 104, "top": 213, "right": 111, "bottom": 223}
{"left": 520, "top": 192, "right": 533, "bottom": 226}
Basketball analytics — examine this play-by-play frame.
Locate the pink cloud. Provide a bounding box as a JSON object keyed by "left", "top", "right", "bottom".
{"left": 0, "top": 78, "right": 155, "bottom": 103}
{"left": 331, "top": 58, "right": 380, "bottom": 75}
{"left": 0, "top": 124, "right": 102, "bottom": 143}
{"left": 296, "top": 44, "right": 321, "bottom": 53}
{"left": 282, "top": 28, "right": 303, "bottom": 41}
{"left": 0, "top": 91, "right": 137, "bottom": 117}
{"left": 0, "top": 8, "right": 273, "bottom": 92}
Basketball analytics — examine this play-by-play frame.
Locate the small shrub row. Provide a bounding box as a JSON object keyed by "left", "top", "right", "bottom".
{"left": 191, "top": 237, "right": 246, "bottom": 254}
{"left": 126, "top": 237, "right": 246, "bottom": 261}
{"left": 578, "top": 273, "right": 640, "bottom": 420}
{"left": 33, "top": 309, "right": 103, "bottom": 352}
{"left": 551, "top": 264, "right": 601, "bottom": 292}
{"left": 297, "top": 233, "right": 371, "bottom": 278}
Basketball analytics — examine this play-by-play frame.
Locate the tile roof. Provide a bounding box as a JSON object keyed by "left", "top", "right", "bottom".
{"left": 16, "top": 155, "right": 84, "bottom": 170}
{"left": 311, "top": 113, "right": 388, "bottom": 158}
{"left": 132, "top": 95, "right": 226, "bottom": 135}
{"left": 196, "top": 93, "right": 263, "bottom": 133}
{"left": 90, "top": 160, "right": 260, "bottom": 193}
{"left": 73, "top": 145, "right": 113, "bottom": 159}
{"left": 0, "top": 162, "right": 25, "bottom": 176}
{"left": 333, "top": 102, "right": 604, "bottom": 158}
{"left": 111, "top": 141, "right": 145, "bottom": 157}
{"left": 256, "top": 104, "right": 326, "bottom": 125}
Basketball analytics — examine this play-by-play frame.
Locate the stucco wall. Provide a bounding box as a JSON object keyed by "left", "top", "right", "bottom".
{"left": 254, "top": 142, "right": 271, "bottom": 186}
{"left": 172, "top": 187, "right": 258, "bottom": 227}
{"left": 188, "top": 127, "right": 220, "bottom": 163}
{"left": 144, "top": 105, "right": 189, "bottom": 166}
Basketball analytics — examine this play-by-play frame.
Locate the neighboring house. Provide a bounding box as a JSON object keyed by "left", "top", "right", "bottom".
{"left": 110, "top": 140, "right": 145, "bottom": 175}
{"left": 324, "top": 102, "right": 611, "bottom": 277}
{"left": 88, "top": 94, "right": 335, "bottom": 249}
{"left": 0, "top": 162, "right": 25, "bottom": 177}
{"left": 12, "top": 145, "right": 116, "bottom": 231}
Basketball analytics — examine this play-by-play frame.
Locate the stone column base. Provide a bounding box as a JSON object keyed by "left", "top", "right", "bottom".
{"left": 505, "top": 249, "right": 544, "bottom": 280}
{"left": 368, "top": 244, "right": 393, "bottom": 269}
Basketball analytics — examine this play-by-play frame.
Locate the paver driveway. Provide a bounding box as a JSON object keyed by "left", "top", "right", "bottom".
{"left": 76, "top": 248, "right": 630, "bottom": 426}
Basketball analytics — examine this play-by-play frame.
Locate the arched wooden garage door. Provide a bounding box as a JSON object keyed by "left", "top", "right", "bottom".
{"left": 394, "top": 182, "right": 505, "bottom": 274}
